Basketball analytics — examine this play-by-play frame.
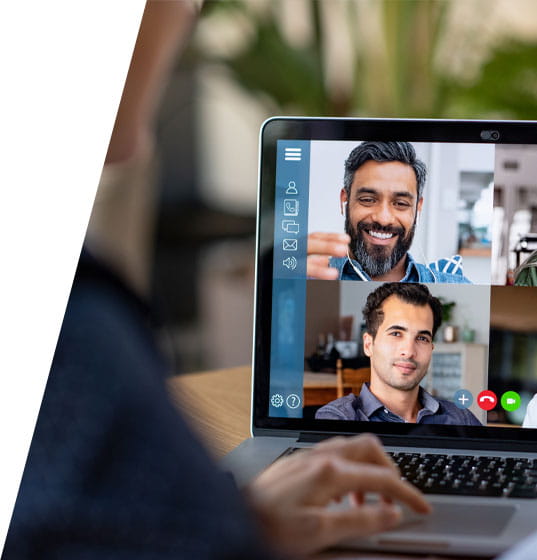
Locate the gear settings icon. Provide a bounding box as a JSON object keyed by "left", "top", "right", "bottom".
{"left": 270, "top": 393, "right": 284, "bottom": 408}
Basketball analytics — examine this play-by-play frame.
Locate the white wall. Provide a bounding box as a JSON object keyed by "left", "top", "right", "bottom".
{"left": 428, "top": 284, "right": 491, "bottom": 345}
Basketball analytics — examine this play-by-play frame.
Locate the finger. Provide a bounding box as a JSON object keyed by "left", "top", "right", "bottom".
{"left": 350, "top": 491, "right": 364, "bottom": 506}
{"left": 357, "top": 468, "right": 430, "bottom": 514}
{"left": 275, "top": 503, "right": 403, "bottom": 557}
{"left": 313, "top": 502, "right": 403, "bottom": 550}
{"left": 309, "top": 231, "right": 350, "bottom": 243}
{"left": 313, "top": 434, "right": 399, "bottom": 473}
{"left": 309, "top": 460, "right": 431, "bottom": 514}
{"left": 308, "top": 240, "right": 349, "bottom": 257}
{"left": 307, "top": 232, "right": 350, "bottom": 257}
{"left": 307, "top": 255, "right": 339, "bottom": 280}
{"left": 381, "top": 495, "right": 394, "bottom": 506}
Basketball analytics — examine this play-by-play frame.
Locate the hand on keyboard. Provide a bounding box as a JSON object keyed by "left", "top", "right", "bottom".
{"left": 245, "top": 434, "right": 431, "bottom": 557}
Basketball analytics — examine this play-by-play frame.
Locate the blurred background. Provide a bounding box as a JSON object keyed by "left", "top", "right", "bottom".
{"left": 93, "top": 0, "right": 537, "bottom": 373}
{"left": 492, "top": 145, "right": 537, "bottom": 284}
{"left": 489, "top": 286, "right": 537, "bottom": 426}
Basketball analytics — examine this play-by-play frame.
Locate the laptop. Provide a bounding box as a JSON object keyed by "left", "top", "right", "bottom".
{"left": 222, "top": 118, "right": 537, "bottom": 557}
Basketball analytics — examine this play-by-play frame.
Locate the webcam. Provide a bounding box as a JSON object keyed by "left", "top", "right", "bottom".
{"left": 480, "top": 130, "right": 500, "bottom": 141}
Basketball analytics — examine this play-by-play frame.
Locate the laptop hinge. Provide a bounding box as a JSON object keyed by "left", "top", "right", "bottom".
{"left": 297, "top": 432, "right": 537, "bottom": 452}
{"left": 296, "top": 432, "right": 409, "bottom": 445}
{"left": 298, "top": 432, "right": 348, "bottom": 443}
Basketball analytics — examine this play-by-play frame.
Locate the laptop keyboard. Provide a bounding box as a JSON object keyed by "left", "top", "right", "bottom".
{"left": 389, "top": 452, "right": 537, "bottom": 498}
{"left": 282, "top": 448, "right": 537, "bottom": 498}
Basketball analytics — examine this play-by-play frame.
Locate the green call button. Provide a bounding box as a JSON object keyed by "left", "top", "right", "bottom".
{"left": 501, "top": 391, "right": 521, "bottom": 412}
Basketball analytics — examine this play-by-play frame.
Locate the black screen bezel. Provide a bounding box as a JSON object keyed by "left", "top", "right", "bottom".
{"left": 253, "top": 117, "right": 537, "bottom": 449}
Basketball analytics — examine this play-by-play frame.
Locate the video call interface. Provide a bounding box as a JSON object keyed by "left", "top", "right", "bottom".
{"left": 268, "top": 139, "right": 537, "bottom": 430}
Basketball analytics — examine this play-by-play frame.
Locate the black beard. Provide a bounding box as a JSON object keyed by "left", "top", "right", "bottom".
{"left": 344, "top": 214, "right": 415, "bottom": 278}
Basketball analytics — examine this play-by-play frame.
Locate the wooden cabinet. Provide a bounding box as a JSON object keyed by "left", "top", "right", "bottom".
{"left": 303, "top": 372, "right": 338, "bottom": 406}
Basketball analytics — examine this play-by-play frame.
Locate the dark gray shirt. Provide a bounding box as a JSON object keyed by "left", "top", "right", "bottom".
{"left": 315, "top": 383, "right": 482, "bottom": 426}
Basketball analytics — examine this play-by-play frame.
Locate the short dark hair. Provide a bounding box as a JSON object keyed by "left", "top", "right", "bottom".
{"left": 362, "top": 283, "right": 442, "bottom": 339}
{"left": 344, "top": 141, "right": 427, "bottom": 200}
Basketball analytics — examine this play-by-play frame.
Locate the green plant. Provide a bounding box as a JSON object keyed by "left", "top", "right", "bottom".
{"left": 438, "top": 297, "right": 456, "bottom": 324}
{"left": 193, "top": 0, "right": 537, "bottom": 120}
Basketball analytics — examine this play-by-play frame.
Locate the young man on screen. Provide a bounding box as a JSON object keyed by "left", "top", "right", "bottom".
{"left": 316, "top": 283, "right": 481, "bottom": 425}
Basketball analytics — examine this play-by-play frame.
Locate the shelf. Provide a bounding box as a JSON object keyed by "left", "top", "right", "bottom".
{"left": 458, "top": 247, "right": 491, "bottom": 257}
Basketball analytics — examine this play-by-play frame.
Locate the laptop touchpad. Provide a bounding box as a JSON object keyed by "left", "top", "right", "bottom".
{"left": 394, "top": 503, "right": 516, "bottom": 536}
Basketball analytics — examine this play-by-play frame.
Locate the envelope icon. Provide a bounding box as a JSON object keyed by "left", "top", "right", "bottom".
{"left": 283, "top": 239, "right": 297, "bottom": 251}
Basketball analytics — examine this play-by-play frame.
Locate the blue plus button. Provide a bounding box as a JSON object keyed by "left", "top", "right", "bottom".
{"left": 453, "top": 389, "right": 473, "bottom": 409}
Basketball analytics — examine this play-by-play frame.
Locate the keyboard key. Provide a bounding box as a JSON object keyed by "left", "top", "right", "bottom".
{"left": 509, "top": 484, "right": 537, "bottom": 499}
{"left": 386, "top": 452, "right": 537, "bottom": 499}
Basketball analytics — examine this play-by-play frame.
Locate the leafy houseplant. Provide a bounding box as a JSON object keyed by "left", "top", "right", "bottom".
{"left": 195, "top": 0, "right": 537, "bottom": 120}
{"left": 439, "top": 298, "right": 456, "bottom": 323}
{"left": 438, "top": 297, "right": 457, "bottom": 343}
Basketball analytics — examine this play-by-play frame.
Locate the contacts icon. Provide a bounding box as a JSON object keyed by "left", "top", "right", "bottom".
{"left": 285, "top": 181, "right": 298, "bottom": 195}
{"left": 284, "top": 199, "right": 299, "bottom": 216}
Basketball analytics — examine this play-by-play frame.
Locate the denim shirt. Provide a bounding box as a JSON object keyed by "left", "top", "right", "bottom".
{"left": 329, "top": 253, "right": 471, "bottom": 283}
{"left": 315, "top": 383, "right": 482, "bottom": 426}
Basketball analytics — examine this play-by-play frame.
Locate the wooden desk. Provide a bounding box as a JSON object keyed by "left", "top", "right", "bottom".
{"left": 168, "top": 365, "right": 252, "bottom": 458}
{"left": 168, "top": 367, "right": 337, "bottom": 454}
{"left": 168, "top": 366, "right": 492, "bottom": 560}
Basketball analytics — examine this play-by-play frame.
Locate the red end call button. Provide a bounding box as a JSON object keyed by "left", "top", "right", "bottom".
{"left": 477, "top": 390, "right": 497, "bottom": 411}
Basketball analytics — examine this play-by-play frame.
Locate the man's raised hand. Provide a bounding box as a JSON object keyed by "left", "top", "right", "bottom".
{"left": 307, "top": 232, "right": 350, "bottom": 280}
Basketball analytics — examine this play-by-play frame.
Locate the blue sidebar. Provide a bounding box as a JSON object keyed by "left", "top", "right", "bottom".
{"left": 269, "top": 140, "right": 310, "bottom": 418}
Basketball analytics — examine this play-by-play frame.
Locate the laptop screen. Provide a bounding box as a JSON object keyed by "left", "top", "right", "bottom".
{"left": 254, "top": 118, "right": 537, "bottom": 446}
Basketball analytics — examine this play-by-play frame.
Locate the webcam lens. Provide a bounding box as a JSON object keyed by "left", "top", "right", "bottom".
{"left": 480, "top": 130, "right": 500, "bottom": 141}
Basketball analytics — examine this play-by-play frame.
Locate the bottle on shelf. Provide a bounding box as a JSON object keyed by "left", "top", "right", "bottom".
{"left": 316, "top": 333, "right": 326, "bottom": 356}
